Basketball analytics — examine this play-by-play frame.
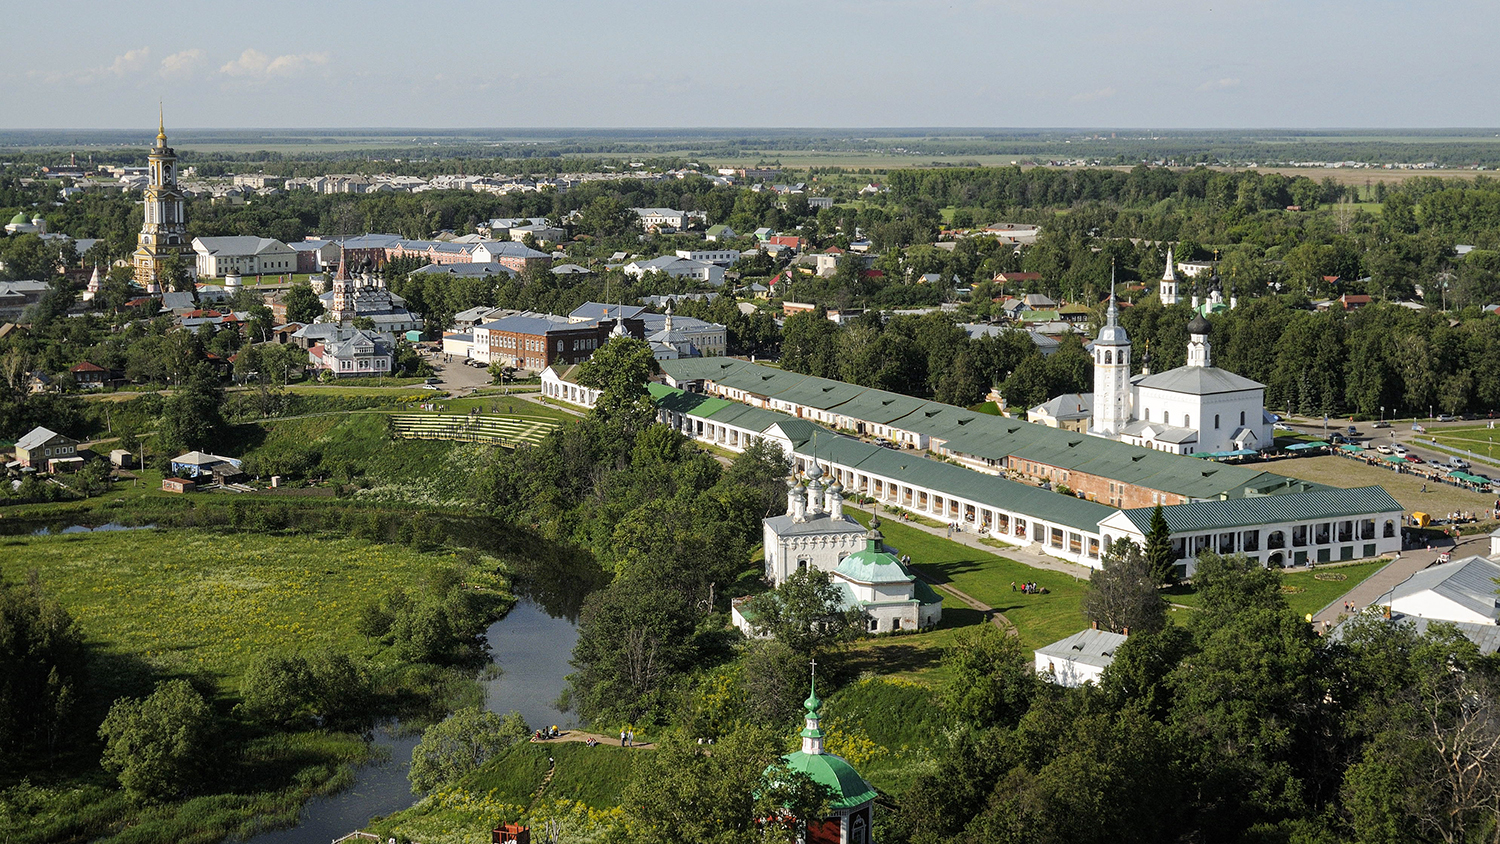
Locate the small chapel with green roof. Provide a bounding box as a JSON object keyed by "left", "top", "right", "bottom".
{"left": 774, "top": 670, "right": 878, "bottom": 844}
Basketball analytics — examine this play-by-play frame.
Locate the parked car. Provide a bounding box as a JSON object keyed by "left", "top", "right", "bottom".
{"left": 1372, "top": 420, "right": 1392, "bottom": 429}
{"left": 1392, "top": 445, "right": 1409, "bottom": 455}
{"left": 1437, "top": 414, "right": 1456, "bottom": 423}
{"left": 1449, "top": 456, "right": 1472, "bottom": 469}
{"left": 1413, "top": 423, "right": 1426, "bottom": 433}
{"left": 1348, "top": 425, "right": 1359, "bottom": 436}
{"left": 1375, "top": 445, "right": 1393, "bottom": 454}
{"left": 1430, "top": 459, "right": 1448, "bottom": 468}
{"left": 1273, "top": 422, "right": 1294, "bottom": 432}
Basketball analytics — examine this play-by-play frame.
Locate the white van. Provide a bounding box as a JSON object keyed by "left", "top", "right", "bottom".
{"left": 1449, "top": 456, "right": 1471, "bottom": 470}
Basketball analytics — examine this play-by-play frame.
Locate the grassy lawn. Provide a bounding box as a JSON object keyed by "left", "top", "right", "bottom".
{"left": 849, "top": 511, "right": 1089, "bottom": 655}
{"left": 425, "top": 395, "right": 576, "bottom": 423}
{"left": 1, "top": 529, "right": 464, "bottom": 690}
{"left": 1166, "top": 558, "right": 1390, "bottom": 618}
{"left": 841, "top": 595, "right": 985, "bottom": 688}
{"left": 1262, "top": 454, "right": 1493, "bottom": 516}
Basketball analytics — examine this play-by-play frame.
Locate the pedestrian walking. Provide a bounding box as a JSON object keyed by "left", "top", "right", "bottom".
{"left": 620, "top": 729, "right": 626, "bottom": 746}
{"left": 627, "top": 729, "right": 635, "bottom": 747}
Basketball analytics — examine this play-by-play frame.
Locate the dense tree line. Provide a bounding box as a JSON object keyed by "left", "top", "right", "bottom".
{"left": 880, "top": 551, "right": 1500, "bottom": 844}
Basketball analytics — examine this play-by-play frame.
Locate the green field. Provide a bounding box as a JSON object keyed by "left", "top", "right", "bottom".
{"left": 1167, "top": 558, "right": 1389, "bottom": 619}
{"left": 1, "top": 529, "right": 470, "bottom": 688}
{"left": 1429, "top": 425, "right": 1500, "bottom": 470}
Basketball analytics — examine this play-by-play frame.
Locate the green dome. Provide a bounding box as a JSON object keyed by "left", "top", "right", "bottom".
{"left": 9, "top": 211, "right": 28, "bottom": 225}
{"left": 781, "top": 750, "right": 878, "bottom": 809}
{"left": 834, "top": 533, "right": 915, "bottom": 585}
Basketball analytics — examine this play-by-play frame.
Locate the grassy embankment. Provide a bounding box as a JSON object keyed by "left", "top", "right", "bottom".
{"left": 367, "top": 742, "right": 640, "bottom": 843}
{"left": 1, "top": 526, "right": 511, "bottom": 844}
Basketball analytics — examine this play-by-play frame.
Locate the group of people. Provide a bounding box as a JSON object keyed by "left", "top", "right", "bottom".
{"left": 1011, "top": 581, "right": 1045, "bottom": 594}
{"left": 619, "top": 729, "right": 636, "bottom": 747}
{"left": 532, "top": 725, "right": 562, "bottom": 741}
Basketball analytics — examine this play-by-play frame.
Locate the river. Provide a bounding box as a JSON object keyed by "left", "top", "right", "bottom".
{"left": 243, "top": 599, "right": 581, "bottom": 844}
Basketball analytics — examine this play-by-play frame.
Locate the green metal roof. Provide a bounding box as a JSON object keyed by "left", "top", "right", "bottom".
{"left": 781, "top": 751, "right": 878, "bottom": 808}
{"left": 834, "top": 539, "right": 915, "bottom": 584}
{"left": 657, "top": 357, "right": 1323, "bottom": 503}
{"left": 1120, "top": 486, "right": 1402, "bottom": 535}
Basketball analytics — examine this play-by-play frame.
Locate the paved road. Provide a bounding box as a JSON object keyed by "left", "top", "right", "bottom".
{"left": 1284, "top": 415, "right": 1500, "bottom": 474}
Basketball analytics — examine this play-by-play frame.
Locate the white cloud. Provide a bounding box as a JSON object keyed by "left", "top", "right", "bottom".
{"left": 1197, "top": 77, "right": 1242, "bottom": 91}
{"left": 219, "top": 49, "right": 329, "bottom": 79}
{"left": 51, "top": 47, "right": 153, "bottom": 84}
{"left": 1070, "top": 87, "right": 1117, "bottom": 103}
{"left": 106, "top": 47, "right": 152, "bottom": 77}
{"left": 159, "top": 49, "right": 207, "bottom": 79}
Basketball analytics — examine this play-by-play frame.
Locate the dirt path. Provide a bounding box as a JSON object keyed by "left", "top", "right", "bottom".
{"left": 531, "top": 730, "right": 656, "bottom": 749}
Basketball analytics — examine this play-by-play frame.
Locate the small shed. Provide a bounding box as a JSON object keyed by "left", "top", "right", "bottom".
{"left": 161, "top": 477, "right": 197, "bottom": 494}
{"left": 109, "top": 449, "right": 135, "bottom": 468}
{"left": 1035, "top": 627, "right": 1129, "bottom": 688}
{"left": 405, "top": 329, "right": 423, "bottom": 343}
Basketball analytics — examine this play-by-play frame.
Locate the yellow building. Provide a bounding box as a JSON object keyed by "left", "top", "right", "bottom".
{"left": 132, "top": 109, "right": 190, "bottom": 290}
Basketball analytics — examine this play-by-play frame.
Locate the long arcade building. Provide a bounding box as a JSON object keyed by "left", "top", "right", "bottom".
{"left": 542, "top": 363, "right": 1403, "bottom": 575}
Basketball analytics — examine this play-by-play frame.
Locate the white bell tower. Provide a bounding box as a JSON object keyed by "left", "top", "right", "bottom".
{"left": 1160, "top": 246, "right": 1178, "bottom": 305}
{"left": 1091, "top": 274, "right": 1132, "bottom": 436}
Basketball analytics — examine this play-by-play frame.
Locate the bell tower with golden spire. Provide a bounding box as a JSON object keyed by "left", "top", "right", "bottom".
{"left": 132, "top": 104, "right": 191, "bottom": 291}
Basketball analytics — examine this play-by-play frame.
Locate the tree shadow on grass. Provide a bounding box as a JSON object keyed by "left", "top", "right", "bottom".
{"left": 841, "top": 607, "right": 987, "bottom": 678}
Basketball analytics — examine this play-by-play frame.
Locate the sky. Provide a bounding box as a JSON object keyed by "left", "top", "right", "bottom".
{"left": 3, "top": 0, "right": 1498, "bottom": 130}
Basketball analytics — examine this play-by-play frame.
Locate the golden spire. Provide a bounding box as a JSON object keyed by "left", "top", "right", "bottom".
{"left": 156, "top": 102, "right": 167, "bottom": 146}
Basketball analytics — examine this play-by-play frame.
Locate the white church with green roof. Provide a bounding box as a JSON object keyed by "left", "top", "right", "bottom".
{"left": 741, "top": 462, "right": 942, "bottom": 635}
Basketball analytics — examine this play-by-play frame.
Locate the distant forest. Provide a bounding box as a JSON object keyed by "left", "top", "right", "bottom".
{"left": 6, "top": 127, "right": 1500, "bottom": 170}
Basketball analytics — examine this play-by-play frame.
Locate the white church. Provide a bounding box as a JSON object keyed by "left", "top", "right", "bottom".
{"left": 1088, "top": 290, "right": 1274, "bottom": 456}
{"left": 736, "top": 462, "right": 942, "bottom": 635}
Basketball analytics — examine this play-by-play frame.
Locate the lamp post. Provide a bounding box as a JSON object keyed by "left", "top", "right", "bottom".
{"left": 1380, "top": 406, "right": 1385, "bottom": 425}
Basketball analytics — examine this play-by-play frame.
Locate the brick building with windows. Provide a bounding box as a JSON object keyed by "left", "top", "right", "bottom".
{"left": 472, "top": 314, "right": 643, "bottom": 372}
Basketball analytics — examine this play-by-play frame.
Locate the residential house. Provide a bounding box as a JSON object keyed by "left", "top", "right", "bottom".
{"left": 705, "top": 224, "right": 736, "bottom": 242}
{"left": 622, "top": 256, "right": 726, "bottom": 287}
{"left": 309, "top": 329, "right": 394, "bottom": 377}
{"left": 1028, "top": 394, "right": 1094, "bottom": 432}
{"left": 631, "top": 208, "right": 689, "bottom": 231}
{"left": 69, "top": 361, "right": 110, "bottom": 389}
{"left": 0, "top": 280, "right": 51, "bottom": 321}
{"left": 469, "top": 241, "right": 553, "bottom": 273}
{"left": 674, "top": 249, "right": 739, "bottom": 266}
{"left": 15, "top": 426, "right": 81, "bottom": 470}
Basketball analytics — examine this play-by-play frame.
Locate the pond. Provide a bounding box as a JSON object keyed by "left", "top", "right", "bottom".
{"left": 242, "top": 598, "right": 581, "bottom": 843}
